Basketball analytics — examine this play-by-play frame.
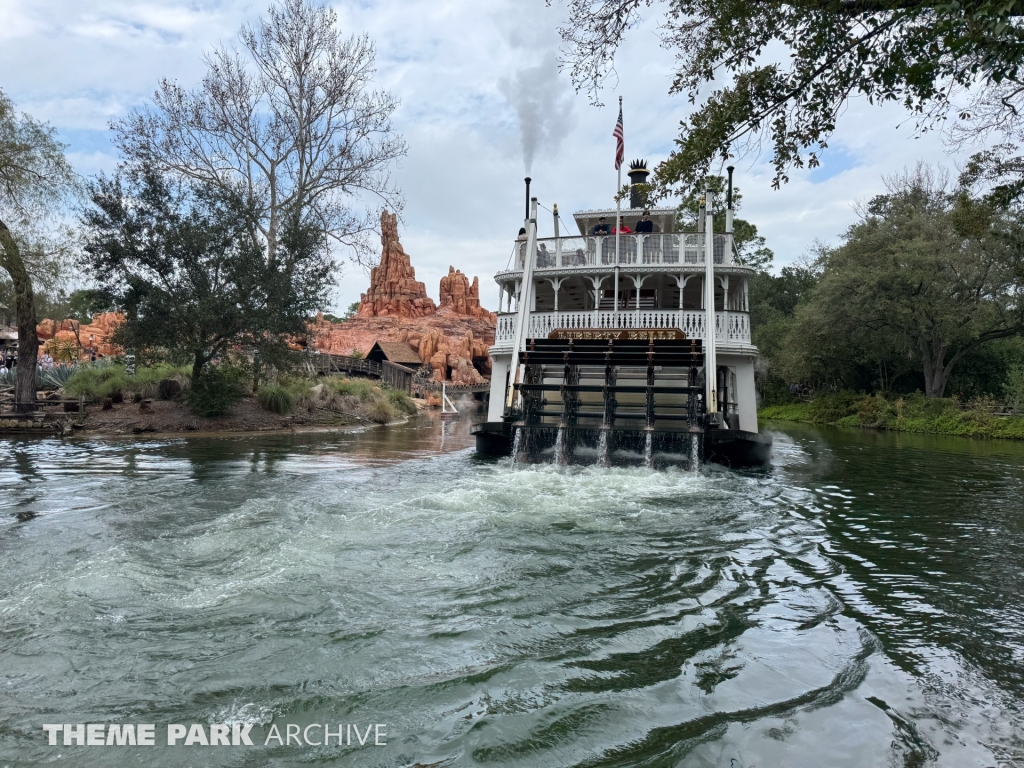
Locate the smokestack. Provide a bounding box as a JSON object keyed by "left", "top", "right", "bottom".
{"left": 725, "top": 166, "right": 735, "bottom": 236}
{"left": 726, "top": 166, "right": 734, "bottom": 209}
{"left": 627, "top": 160, "right": 649, "bottom": 209}
{"left": 524, "top": 177, "right": 531, "bottom": 220}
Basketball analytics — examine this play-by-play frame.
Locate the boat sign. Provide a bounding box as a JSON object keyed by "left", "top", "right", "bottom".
{"left": 547, "top": 328, "right": 687, "bottom": 341}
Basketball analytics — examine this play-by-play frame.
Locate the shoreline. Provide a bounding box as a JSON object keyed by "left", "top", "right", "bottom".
{"left": 760, "top": 400, "right": 1024, "bottom": 441}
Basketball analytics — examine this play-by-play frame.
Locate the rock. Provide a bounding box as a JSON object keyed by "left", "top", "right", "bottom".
{"left": 139, "top": 399, "right": 153, "bottom": 414}
{"left": 37, "top": 312, "right": 125, "bottom": 359}
{"left": 358, "top": 211, "right": 437, "bottom": 318}
{"left": 438, "top": 267, "right": 496, "bottom": 321}
{"left": 101, "top": 397, "right": 113, "bottom": 410}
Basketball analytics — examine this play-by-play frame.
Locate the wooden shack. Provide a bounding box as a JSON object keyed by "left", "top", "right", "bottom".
{"left": 365, "top": 341, "right": 422, "bottom": 394}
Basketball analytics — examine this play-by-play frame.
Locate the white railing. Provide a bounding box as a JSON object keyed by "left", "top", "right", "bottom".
{"left": 493, "top": 310, "right": 751, "bottom": 347}
{"left": 509, "top": 233, "right": 729, "bottom": 271}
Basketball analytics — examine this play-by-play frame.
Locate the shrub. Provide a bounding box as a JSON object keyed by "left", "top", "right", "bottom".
{"left": 64, "top": 365, "right": 127, "bottom": 400}
{"left": 187, "top": 364, "right": 247, "bottom": 417}
{"left": 257, "top": 384, "right": 295, "bottom": 415}
{"left": 327, "top": 377, "right": 377, "bottom": 401}
{"left": 386, "top": 387, "right": 417, "bottom": 415}
{"left": 1004, "top": 365, "right": 1024, "bottom": 414}
{"left": 40, "top": 365, "right": 77, "bottom": 391}
{"left": 367, "top": 395, "right": 397, "bottom": 424}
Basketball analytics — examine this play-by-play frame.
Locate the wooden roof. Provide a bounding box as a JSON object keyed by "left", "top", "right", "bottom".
{"left": 368, "top": 340, "right": 423, "bottom": 365}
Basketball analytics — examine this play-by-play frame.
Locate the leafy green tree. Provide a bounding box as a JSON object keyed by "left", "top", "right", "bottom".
{"left": 0, "top": 89, "right": 77, "bottom": 410}
{"left": 784, "top": 167, "right": 1024, "bottom": 397}
{"left": 557, "top": 0, "right": 1024, "bottom": 189}
{"left": 82, "top": 165, "right": 333, "bottom": 381}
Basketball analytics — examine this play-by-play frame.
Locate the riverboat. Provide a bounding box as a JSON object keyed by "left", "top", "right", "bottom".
{"left": 472, "top": 164, "right": 771, "bottom": 469}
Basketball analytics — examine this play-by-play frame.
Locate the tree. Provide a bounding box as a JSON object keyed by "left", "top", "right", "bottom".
{"left": 784, "top": 167, "right": 1024, "bottom": 397}
{"left": 82, "top": 165, "right": 332, "bottom": 380}
{"left": 556, "top": 0, "right": 1024, "bottom": 190}
{"left": 0, "top": 89, "right": 77, "bottom": 411}
{"left": 113, "top": 0, "right": 405, "bottom": 269}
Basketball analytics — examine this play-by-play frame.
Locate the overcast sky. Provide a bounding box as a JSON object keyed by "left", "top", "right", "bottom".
{"left": 0, "top": 0, "right": 977, "bottom": 313}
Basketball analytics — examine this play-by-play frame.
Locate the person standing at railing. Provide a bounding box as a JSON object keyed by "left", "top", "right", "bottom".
{"left": 635, "top": 210, "right": 656, "bottom": 263}
{"left": 591, "top": 217, "right": 612, "bottom": 264}
{"left": 591, "top": 217, "right": 610, "bottom": 235}
{"left": 612, "top": 222, "right": 634, "bottom": 263}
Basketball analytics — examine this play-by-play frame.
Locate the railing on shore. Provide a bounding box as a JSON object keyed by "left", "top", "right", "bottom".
{"left": 302, "top": 352, "right": 382, "bottom": 378}
{"left": 297, "top": 352, "right": 418, "bottom": 394}
{"left": 494, "top": 310, "right": 751, "bottom": 347}
{"left": 508, "top": 233, "right": 732, "bottom": 271}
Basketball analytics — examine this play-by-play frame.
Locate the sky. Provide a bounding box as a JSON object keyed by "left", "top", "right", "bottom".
{"left": 0, "top": 0, "right": 980, "bottom": 313}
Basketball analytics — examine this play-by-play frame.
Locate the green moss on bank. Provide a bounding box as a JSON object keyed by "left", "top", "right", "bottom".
{"left": 759, "top": 392, "right": 1024, "bottom": 440}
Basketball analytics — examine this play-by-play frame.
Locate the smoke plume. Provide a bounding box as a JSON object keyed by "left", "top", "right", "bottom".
{"left": 499, "top": 51, "right": 574, "bottom": 174}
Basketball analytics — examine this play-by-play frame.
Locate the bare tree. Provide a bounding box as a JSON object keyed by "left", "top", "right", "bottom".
{"left": 113, "top": 0, "right": 406, "bottom": 268}
{"left": 0, "top": 89, "right": 77, "bottom": 412}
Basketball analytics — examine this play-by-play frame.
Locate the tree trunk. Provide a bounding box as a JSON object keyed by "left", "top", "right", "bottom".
{"left": 192, "top": 352, "right": 205, "bottom": 382}
{"left": 919, "top": 336, "right": 950, "bottom": 399}
{"left": 0, "top": 220, "right": 38, "bottom": 413}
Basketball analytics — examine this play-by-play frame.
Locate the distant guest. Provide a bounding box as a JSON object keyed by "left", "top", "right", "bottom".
{"left": 591, "top": 217, "right": 610, "bottom": 235}
{"left": 635, "top": 211, "right": 654, "bottom": 233}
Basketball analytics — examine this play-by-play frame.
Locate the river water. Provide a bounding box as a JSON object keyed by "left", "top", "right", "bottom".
{"left": 1, "top": 414, "right": 1022, "bottom": 767}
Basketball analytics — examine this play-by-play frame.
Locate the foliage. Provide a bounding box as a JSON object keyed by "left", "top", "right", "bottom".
{"left": 256, "top": 384, "right": 296, "bottom": 415}
{"left": 62, "top": 288, "right": 114, "bottom": 324}
{"left": 386, "top": 387, "right": 417, "bottom": 415}
{"left": 43, "top": 337, "right": 78, "bottom": 364}
{"left": 82, "top": 164, "right": 332, "bottom": 381}
{"left": 186, "top": 364, "right": 248, "bottom": 417}
{"left": 39, "top": 364, "right": 76, "bottom": 391}
{"left": 781, "top": 167, "right": 1024, "bottom": 398}
{"left": 112, "top": 0, "right": 405, "bottom": 267}
{"left": 0, "top": 88, "right": 79, "bottom": 410}
{"left": 327, "top": 377, "right": 378, "bottom": 401}
{"left": 557, "top": 0, "right": 1024, "bottom": 189}
{"left": 64, "top": 364, "right": 127, "bottom": 400}
{"left": 341, "top": 301, "right": 360, "bottom": 321}
{"left": 760, "top": 392, "right": 1024, "bottom": 440}
{"left": 366, "top": 396, "right": 397, "bottom": 424}
{"left": 1005, "top": 365, "right": 1024, "bottom": 413}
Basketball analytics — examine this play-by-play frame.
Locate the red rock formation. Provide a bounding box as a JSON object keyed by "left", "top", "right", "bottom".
{"left": 438, "top": 266, "right": 495, "bottom": 321}
{"left": 315, "top": 212, "right": 496, "bottom": 385}
{"left": 37, "top": 313, "right": 124, "bottom": 358}
{"left": 358, "top": 211, "right": 437, "bottom": 318}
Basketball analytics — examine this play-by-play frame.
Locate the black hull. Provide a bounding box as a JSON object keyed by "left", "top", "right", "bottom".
{"left": 472, "top": 421, "right": 515, "bottom": 457}
{"left": 704, "top": 429, "right": 772, "bottom": 469}
{"left": 471, "top": 422, "right": 772, "bottom": 469}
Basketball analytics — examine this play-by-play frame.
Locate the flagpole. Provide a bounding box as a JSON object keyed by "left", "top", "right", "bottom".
{"left": 614, "top": 96, "right": 622, "bottom": 326}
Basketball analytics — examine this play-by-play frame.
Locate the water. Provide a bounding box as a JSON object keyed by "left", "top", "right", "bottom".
{"left": 2, "top": 415, "right": 1024, "bottom": 767}
{"left": 597, "top": 429, "right": 609, "bottom": 466}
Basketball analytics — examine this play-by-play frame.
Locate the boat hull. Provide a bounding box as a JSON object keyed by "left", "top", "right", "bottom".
{"left": 471, "top": 421, "right": 771, "bottom": 469}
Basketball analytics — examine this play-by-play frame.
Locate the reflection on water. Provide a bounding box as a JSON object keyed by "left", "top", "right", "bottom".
{"left": 0, "top": 414, "right": 1022, "bottom": 766}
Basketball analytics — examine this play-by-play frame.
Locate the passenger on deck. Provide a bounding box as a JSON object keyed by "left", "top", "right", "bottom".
{"left": 591, "top": 217, "right": 610, "bottom": 235}
{"left": 537, "top": 242, "right": 552, "bottom": 267}
{"left": 635, "top": 211, "right": 655, "bottom": 233}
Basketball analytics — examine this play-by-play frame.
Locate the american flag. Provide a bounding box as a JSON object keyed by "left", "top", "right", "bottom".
{"left": 613, "top": 101, "right": 624, "bottom": 170}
